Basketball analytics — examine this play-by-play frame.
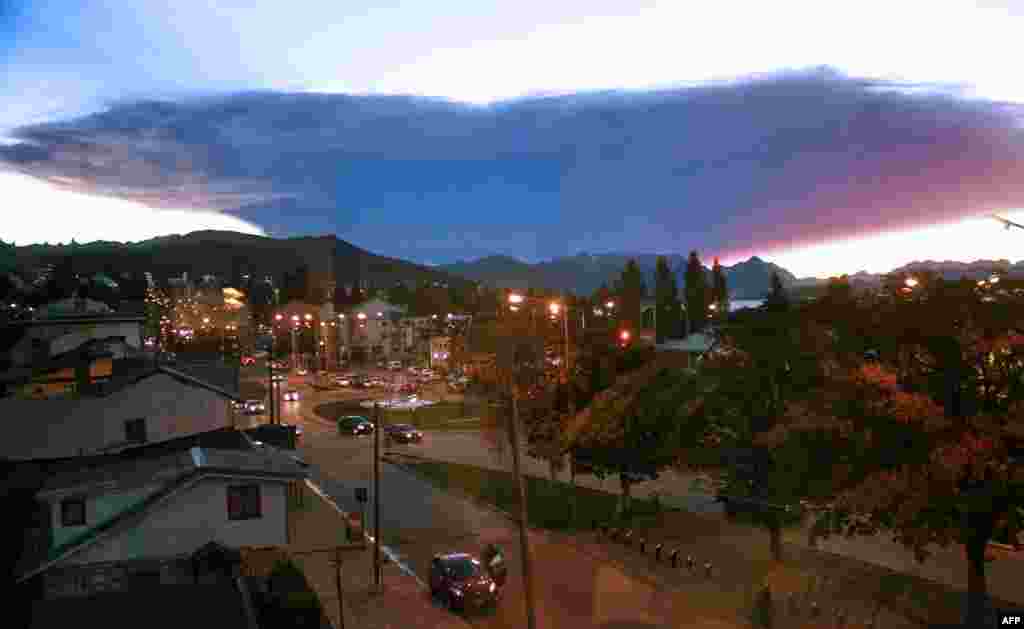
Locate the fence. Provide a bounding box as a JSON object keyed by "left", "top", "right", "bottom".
{"left": 590, "top": 521, "right": 961, "bottom": 628}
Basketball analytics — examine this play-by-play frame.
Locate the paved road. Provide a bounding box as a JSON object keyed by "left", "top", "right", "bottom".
{"left": 247, "top": 367, "right": 735, "bottom": 627}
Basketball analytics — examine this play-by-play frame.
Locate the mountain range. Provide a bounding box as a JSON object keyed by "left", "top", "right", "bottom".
{"left": 8, "top": 231, "right": 1024, "bottom": 302}
{"left": 8, "top": 231, "right": 472, "bottom": 294}
{"left": 440, "top": 253, "right": 806, "bottom": 300}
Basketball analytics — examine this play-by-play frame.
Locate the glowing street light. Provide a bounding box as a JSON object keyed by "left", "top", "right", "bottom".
{"left": 990, "top": 274, "right": 1001, "bottom": 284}
{"left": 620, "top": 330, "right": 631, "bottom": 342}
{"left": 275, "top": 314, "right": 283, "bottom": 321}
{"left": 605, "top": 300, "right": 615, "bottom": 310}
{"left": 548, "top": 302, "right": 561, "bottom": 315}
{"left": 357, "top": 313, "right": 367, "bottom": 320}
{"left": 304, "top": 313, "right": 313, "bottom": 321}
{"left": 291, "top": 314, "right": 300, "bottom": 322}
{"left": 202, "top": 317, "right": 210, "bottom": 325}
{"left": 338, "top": 313, "right": 346, "bottom": 319}
{"left": 905, "top": 277, "right": 919, "bottom": 288}
{"left": 508, "top": 293, "right": 524, "bottom": 305}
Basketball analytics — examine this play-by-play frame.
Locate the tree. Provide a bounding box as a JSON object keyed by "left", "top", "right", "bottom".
{"left": 573, "top": 363, "right": 700, "bottom": 517}
{"left": 710, "top": 257, "right": 729, "bottom": 316}
{"left": 654, "top": 256, "right": 681, "bottom": 344}
{"left": 764, "top": 271, "right": 789, "bottom": 311}
{"left": 684, "top": 251, "right": 708, "bottom": 333}
{"left": 772, "top": 362, "right": 1024, "bottom": 628}
{"left": 618, "top": 260, "right": 643, "bottom": 336}
{"left": 42, "top": 255, "right": 77, "bottom": 303}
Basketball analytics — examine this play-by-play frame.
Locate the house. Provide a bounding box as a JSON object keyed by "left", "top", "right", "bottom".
{"left": 655, "top": 331, "right": 719, "bottom": 369}
{"left": 2, "top": 297, "right": 144, "bottom": 369}
{"left": 0, "top": 365, "right": 244, "bottom": 460}
{"left": 338, "top": 298, "right": 407, "bottom": 361}
{"left": 16, "top": 434, "right": 306, "bottom": 599}
{"left": 429, "top": 335, "right": 451, "bottom": 370}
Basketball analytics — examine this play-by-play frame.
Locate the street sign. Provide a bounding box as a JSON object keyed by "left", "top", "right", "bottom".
{"left": 355, "top": 487, "right": 368, "bottom": 503}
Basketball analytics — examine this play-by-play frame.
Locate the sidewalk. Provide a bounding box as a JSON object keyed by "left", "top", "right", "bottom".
{"left": 287, "top": 479, "right": 470, "bottom": 629}
{"left": 410, "top": 429, "right": 1024, "bottom": 605}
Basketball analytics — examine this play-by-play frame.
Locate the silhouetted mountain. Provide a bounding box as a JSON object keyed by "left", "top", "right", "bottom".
{"left": 441, "top": 253, "right": 811, "bottom": 299}
{"left": 10, "top": 231, "right": 470, "bottom": 294}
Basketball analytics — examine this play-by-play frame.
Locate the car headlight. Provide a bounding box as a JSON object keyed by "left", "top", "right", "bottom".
{"left": 451, "top": 588, "right": 463, "bottom": 597}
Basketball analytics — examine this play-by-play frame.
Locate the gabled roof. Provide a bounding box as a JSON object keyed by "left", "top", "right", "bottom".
{"left": 18, "top": 443, "right": 305, "bottom": 584}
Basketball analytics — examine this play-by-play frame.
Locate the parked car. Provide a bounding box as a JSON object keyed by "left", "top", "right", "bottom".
{"left": 296, "top": 368, "right": 309, "bottom": 376}
{"left": 243, "top": 399, "right": 266, "bottom": 415}
{"left": 271, "top": 361, "right": 287, "bottom": 369}
{"left": 408, "top": 366, "right": 421, "bottom": 375}
{"left": 335, "top": 373, "right": 357, "bottom": 386}
{"left": 377, "top": 360, "right": 387, "bottom": 368}
{"left": 240, "top": 355, "right": 256, "bottom": 366}
{"left": 384, "top": 423, "right": 423, "bottom": 444}
{"left": 388, "top": 361, "right": 403, "bottom": 371}
{"left": 429, "top": 553, "right": 501, "bottom": 611}
{"left": 282, "top": 390, "right": 300, "bottom": 402}
{"left": 272, "top": 373, "right": 287, "bottom": 382}
{"left": 399, "top": 383, "right": 418, "bottom": 394}
{"left": 337, "top": 416, "right": 375, "bottom": 436}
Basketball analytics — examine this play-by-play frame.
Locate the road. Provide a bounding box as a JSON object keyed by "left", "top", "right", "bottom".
{"left": 241, "top": 365, "right": 735, "bottom": 628}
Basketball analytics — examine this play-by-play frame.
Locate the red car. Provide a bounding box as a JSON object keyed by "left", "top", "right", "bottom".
{"left": 240, "top": 356, "right": 256, "bottom": 366}
{"left": 429, "top": 553, "right": 502, "bottom": 612}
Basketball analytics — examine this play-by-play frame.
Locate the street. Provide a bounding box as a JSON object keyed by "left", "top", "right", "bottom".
{"left": 242, "top": 366, "right": 740, "bottom": 628}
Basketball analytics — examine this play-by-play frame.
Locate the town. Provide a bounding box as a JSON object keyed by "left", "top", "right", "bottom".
{"left": 1, "top": 234, "right": 1023, "bottom": 629}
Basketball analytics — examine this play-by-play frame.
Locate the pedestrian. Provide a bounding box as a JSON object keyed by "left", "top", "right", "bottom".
{"left": 685, "top": 555, "right": 694, "bottom": 572}
{"left": 703, "top": 561, "right": 712, "bottom": 578}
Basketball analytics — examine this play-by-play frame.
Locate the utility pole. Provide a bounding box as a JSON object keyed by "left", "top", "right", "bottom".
{"left": 333, "top": 547, "right": 346, "bottom": 629}
{"left": 509, "top": 380, "right": 538, "bottom": 629}
{"left": 267, "top": 333, "right": 276, "bottom": 425}
{"left": 373, "top": 401, "right": 382, "bottom": 591}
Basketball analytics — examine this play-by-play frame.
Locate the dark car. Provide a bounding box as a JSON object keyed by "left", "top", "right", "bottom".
{"left": 384, "top": 423, "right": 423, "bottom": 444}
{"left": 429, "top": 553, "right": 501, "bottom": 612}
{"left": 337, "top": 416, "right": 374, "bottom": 436}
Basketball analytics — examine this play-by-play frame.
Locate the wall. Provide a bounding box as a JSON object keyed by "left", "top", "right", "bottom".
{"left": 66, "top": 478, "right": 288, "bottom": 565}
{"left": 0, "top": 373, "right": 232, "bottom": 459}
{"left": 50, "top": 485, "right": 160, "bottom": 550}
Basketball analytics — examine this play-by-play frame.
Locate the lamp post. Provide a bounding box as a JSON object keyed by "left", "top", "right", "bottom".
{"left": 504, "top": 292, "right": 539, "bottom": 629}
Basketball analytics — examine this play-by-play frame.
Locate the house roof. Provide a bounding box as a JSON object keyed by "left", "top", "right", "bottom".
{"left": 656, "top": 332, "right": 717, "bottom": 353}
{"left": 29, "top": 583, "right": 251, "bottom": 629}
{"left": 77, "top": 365, "right": 243, "bottom": 402}
{"left": 19, "top": 442, "right": 305, "bottom": 583}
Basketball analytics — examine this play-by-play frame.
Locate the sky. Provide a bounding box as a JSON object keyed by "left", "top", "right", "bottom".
{"left": 3, "top": 0, "right": 1024, "bottom": 277}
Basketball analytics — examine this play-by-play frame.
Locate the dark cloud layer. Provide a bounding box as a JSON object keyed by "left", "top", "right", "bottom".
{"left": 4, "top": 68, "right": 1024, "bottom": 263}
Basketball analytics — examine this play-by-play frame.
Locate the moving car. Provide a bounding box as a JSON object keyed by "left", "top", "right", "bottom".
{"left": 243, "top": 399, "right": 266, "bottom": 415}
{"left": 429, "top": 553, "right": 501, "bottom": 611}
{"left": 337, "top": 416, "right": 375, "bottom": 436}
{"left": 282, "top": 390, "right": 300, "bottom": 402}
{"left": 240, "top": 355, "right": 256, "bottom": 366}
{"left": 271, "top": 361, "right": 287, "bottom": 369}
{"left": 271, "top": 373, "right": 287, "bottom": 382}
{"left": 388, "top": 361, "right": 403, "bottom": 371}
{"left": 384, "top": 423, "right": 423, "bottom": 444}
{"left": 296, "top": 368, "right": 309, "bottom": 376}
{"left": 335, "top": 373, "right": 357, "bottom": 386}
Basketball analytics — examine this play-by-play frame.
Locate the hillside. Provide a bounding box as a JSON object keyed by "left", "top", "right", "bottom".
{"left": 10, "top": 231, "right": 471, "bottom": 291}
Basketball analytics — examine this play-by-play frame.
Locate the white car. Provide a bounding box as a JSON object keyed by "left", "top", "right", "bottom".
{"left": 296, "top": 368, "right": 309, "bottom": 376}
{"left": 388, "top": 361, "right": 403, "bottom": 371}
{"left": 282, "top": 390, "right": 300, "bottom": 402}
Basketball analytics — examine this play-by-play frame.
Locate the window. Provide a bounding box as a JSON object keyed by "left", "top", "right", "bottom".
{"left": 227, "top": 484, "right": 261, "bottom": 520}
{"left": 61, "top": 497, "right": 86, "bottom": 527}
{"left": 124, "top": 418, "right": 147, "bottom": 443}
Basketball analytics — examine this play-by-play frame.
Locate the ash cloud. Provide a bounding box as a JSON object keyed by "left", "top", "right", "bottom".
{"left": 3, "top": 68, "right": 1024, "bottom": 262}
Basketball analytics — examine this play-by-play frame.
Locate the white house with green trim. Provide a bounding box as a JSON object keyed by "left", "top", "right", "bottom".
{"left": 17, "top": 442, "right": 306, "bottom": 597}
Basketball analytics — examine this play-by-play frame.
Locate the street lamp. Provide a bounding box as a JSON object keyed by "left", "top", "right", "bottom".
{"left": 357, "top": 313, "right": 367, "bottom": 320}
{"left": 509, "top": 293, "right": 525, "bottom": 305}
{"left": 905, "top": 277, "right": 919, "bottom": 288}
{"left": 304, "top": 313, "right": 313, "bottom": 321}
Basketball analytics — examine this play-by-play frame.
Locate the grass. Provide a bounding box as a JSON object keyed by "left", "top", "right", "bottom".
{"left": 314, "top": 400, "right": 482, "bottom": 430}
{"left": 400, "top": 459, "right": 662, "bottom": 530}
